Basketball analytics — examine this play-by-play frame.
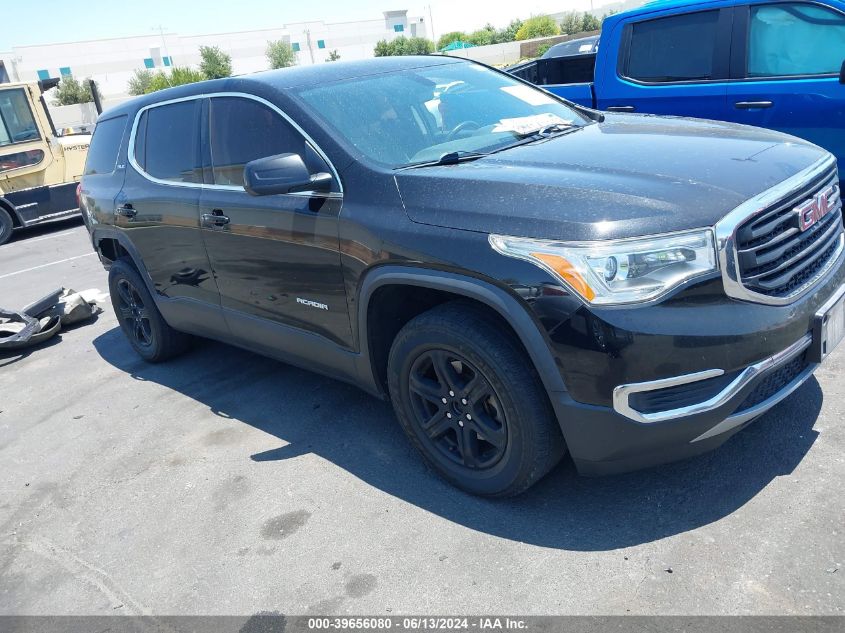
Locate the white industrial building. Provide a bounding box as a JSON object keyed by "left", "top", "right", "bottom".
{"left": 0, "top": 9, "right": 428, "bottom": 100}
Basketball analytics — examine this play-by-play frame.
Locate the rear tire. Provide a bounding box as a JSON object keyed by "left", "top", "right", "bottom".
{"left": 387, "top": 301, "right": 566, "bottom": 497}
{"left": 0, "top": 208, "right": 14, "bottom": 246}
{"left": 108, "top": 258, "right": 191, "bottom": 362}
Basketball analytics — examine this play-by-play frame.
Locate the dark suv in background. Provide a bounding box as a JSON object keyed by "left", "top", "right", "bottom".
{"left": 81, "top": 57, "right": 844, "bottom": 496}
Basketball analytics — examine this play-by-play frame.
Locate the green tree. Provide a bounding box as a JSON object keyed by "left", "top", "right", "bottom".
{"left": 198, "top": 45, "right": 232, "bottom": 79}
{"left": 496, "top": 19, "right": 524, "bottom": 43}
{"left": 266, "top": 40, "right": 296, "bottom": 69}
{"left": 127, "top": 69, "right": 154, "bottom": 96}
{"left": 51, "top": 76, "right": 93, "bottom": 106}
{"left": 581, "top": 13, "right": 602, "bottom": 31}
{"left": 326, "top": 49, "right": 341, "bottom": 62}
{"left": 559, "top": 11, "right": 582, "bottom": 35}
{"left": 436, "top": 31, "right": 467, "bottom": 50}
{"left": 145, "top": 67, "right": 205, "bottom": 93}
{"left": 374, "top": 36, "right": 434, "bottom": 56}
{"left": 515, "top": 15, "right": 561, "bottom": 40}
{"left": 466, "top": 24, "right": 497, "bottom": 46}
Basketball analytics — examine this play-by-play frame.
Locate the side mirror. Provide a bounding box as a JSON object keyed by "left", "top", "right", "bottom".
{"left": 841, "top": 60, "right": 845, "bottom": 84}
{"left": 243, "top": 153, "right": 332, "bottom": 196}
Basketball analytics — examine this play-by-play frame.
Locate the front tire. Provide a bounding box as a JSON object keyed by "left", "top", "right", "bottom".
{"left": 387, "top": 301, "right": 566, "bottom": 497}
{"left": 108, "top": 258, "right": 191, "bottom": 362}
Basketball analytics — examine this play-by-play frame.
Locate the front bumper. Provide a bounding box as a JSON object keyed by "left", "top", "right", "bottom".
{"left": 548, "top": 273, "right": 844, "bottom": 476}
{"left": 553, "top": 332, "right": 818, "bottom": 476}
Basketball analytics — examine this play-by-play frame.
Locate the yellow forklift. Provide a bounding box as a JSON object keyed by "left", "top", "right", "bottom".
{"left": 0, "top": 77, "right": 97, "bottom": 245}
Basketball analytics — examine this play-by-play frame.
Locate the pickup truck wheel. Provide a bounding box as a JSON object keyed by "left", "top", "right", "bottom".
{"left": 0, "top": 208, "right": 13, "bottom": 246}
{"left": 108, "top": 258, "right": 190, "bottom": 362}
{"left": 387, "top": 301, "right": 566, "bottom": 497}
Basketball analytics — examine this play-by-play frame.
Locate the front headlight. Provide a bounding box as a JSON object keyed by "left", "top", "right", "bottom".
{"left": 489, "top": 229, "right": 717, "bottom": 306}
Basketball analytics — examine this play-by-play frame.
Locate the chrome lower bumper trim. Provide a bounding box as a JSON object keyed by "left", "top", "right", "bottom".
{"left": 613, "top": 333, "right": 813, "bottom": 424}
{"left": 691, "top": 362, "right": 817, "bottom": 442}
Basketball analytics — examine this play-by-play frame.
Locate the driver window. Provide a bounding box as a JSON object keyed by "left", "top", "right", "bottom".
{"left": 0, "top": 89, "right": 39, "bottom": 147}
{"left": 208, "top": 96, "right": 322, "bottom": 188}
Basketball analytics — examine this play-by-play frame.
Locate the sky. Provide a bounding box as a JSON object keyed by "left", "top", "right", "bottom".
{"left": 0, "top": 0, "right": 618, "bottom": 50}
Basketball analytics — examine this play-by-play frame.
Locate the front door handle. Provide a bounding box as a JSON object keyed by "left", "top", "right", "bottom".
{"left": 201, "top": 209, "right": 230, "bottom": 227}
{"left": 606, "top": 105, "right": 636, "bottom": 112}
{"left": 735, "top": 101, "right": 773, "bottom": 109}
{"left": 115, "top": 204, "right": 136, "bottom": 218}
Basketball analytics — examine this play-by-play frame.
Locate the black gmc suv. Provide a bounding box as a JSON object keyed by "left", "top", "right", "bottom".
{"left": 81, "top": 57, "right": 845, "bottom": 497}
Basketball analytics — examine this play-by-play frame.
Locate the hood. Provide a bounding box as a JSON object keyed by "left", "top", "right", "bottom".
{"left": 394, "top": 114, "right": 829, "bottom": 241}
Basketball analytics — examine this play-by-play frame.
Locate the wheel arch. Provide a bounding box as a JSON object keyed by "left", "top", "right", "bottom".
{"left": 356, "top": 265, "right": 569, "bottom": 401}
{"left": 90, "top": 227, "right": 157, "bottom": 297}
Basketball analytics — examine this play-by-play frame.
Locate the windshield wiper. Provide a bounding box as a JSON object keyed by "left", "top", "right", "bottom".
{"left": 488, "top": 124, "right": 583, "bottom": 155}
{"left": 396, "top": 150, "right": 488, "bottom": 170}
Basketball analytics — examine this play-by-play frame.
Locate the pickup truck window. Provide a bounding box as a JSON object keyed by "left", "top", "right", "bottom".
{"left": 0, "top": 88, "right": 39, "bottom": 147}
{"left": 208, "top": 96, "right": 308, "bottom": 188}
{"left": 296, "top": 62, "right": 589, "bottom": 168}
{"left": 626, "top": 10, "right": 720, "bottom": 82}
{"left": 748, "top": 3, "right": 845, "bottom": 77}
{"left": 133, "top": 100, "right": 202, "bottom": 184}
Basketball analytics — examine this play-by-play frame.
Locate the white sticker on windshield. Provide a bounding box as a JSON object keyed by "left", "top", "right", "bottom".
{"left": 492, "top": 113, "right": 573, "bottom": 135}
{"left": 501, "top": 85, "right": 557, "bottom": 106}
{"left": 578, "top": 43, "right": 594, "bottom": 52}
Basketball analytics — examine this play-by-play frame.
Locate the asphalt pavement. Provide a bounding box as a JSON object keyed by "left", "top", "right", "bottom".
{"left": 0, "top": 219, "right": 843, "bottom": 616}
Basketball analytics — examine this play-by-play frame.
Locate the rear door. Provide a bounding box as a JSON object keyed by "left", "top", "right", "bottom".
{"left": 724, "top": 1, "right": 845, "bottom": 177}
{"left": 198, "top": 94, "right": 351, "bottom": 348}
{"left": 597, "top": 6, "right": 733, "bottom": 117}
{"left": 118, "top": 97, "right": 221, "bottom": 308}
{"left": 80, "top": 113, "right": 127, "bottom": 229}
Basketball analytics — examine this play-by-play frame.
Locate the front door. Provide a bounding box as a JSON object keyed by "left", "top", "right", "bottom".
{"left": 198, "top": 94, "right": 351, "bottom": 348}
{"left": 118, "top": 97, "right": 220, "bottom": 306}
{"left": 724, "top": 2, "right": 845, "bottom": 182}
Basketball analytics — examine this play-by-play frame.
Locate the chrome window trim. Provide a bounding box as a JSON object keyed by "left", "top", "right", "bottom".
{"left": 613, "top": 332, "right": 812, "bottom": 423}
{"left": 126, "top": 91, "right": 343, "bottom": 199}
{"left": 714, "top": 154, "right": 842, "bottom": 306}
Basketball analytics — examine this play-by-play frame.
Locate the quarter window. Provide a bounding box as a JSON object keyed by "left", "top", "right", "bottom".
{"left": 84, "top": 115, "right": 127, "bottom": 175}
{"left": 748, "top": 3, "right": 845, "bottom": 77}
{"left": 0, "top": 88, "right": 39, "bottom": 147}
{"left": 208, "top": 97, "right": 313, "bottom": 188}
{"left": 134, "top": 100, "right": 201, "bottom": 184}
{"left": 626, "top": 10, "right": 720, "bottom": 82}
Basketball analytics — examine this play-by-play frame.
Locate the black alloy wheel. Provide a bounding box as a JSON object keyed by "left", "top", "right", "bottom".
{"left": 115, "top": 278, "right": 154, "bottom": 350}
{"left": 407, "top": 349, "right": 508, "bottom": 470}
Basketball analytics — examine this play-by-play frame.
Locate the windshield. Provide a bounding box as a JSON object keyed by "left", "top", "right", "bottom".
{"left": 295, "top": 61, "right": 590, "bottom": 168}
{"left": 0, "top": 88, "right": 39, "bottom": 147}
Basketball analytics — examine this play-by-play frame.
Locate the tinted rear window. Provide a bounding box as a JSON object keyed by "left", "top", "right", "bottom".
{"left": 134, "top": 100, "right": 201, "bottom": 184}
{"left": 84, "top": 115, "right": 126, "bottom": 175}
{"left": 626, "top": 11, "right": 720, "bottom": 82}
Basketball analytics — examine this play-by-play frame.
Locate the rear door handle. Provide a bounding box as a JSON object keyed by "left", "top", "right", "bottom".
{"left": 115, "top": 204, "right": 136, "bottom": 218}
{"left": 201, "top": 209, "right": 230, "bottom": 227}
{"left": 735, "top": 101, "right": 773, "bottom": 109}
{"left": 606, "top": 105, "right": 636, "bottom": 112}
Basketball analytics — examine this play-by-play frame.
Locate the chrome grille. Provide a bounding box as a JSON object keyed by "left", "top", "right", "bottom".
{"left": 734, "top": 168, "right": 843, "bottom": 300}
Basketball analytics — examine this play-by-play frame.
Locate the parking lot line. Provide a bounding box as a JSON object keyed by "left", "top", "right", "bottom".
{"left": 0, "top": 252, "right": 97, "bottom": 280}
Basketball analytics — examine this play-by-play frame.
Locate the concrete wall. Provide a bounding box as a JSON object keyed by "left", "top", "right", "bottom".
{"left": 443, "top": 31, "right": 600, "bottom": 67}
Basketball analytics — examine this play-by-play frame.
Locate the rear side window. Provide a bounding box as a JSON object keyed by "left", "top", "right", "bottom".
{"left": 748, "top": 3, "right": 845, "bottom": 77}
{"left": 134, "top": 100, "right": 201, "bottom": 184}
{"left": 208, "top": 97, "right": 309, "bottom": 188}
{"left": 625, "top": 11, "right": 720, "bottom": 82}
{"left": 84, "top": 115, "right": 126, "bottom": 175}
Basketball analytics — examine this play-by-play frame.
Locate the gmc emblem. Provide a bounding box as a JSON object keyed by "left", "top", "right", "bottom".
{"left": 796, "top": 185, "right": 839, "bottom": 232}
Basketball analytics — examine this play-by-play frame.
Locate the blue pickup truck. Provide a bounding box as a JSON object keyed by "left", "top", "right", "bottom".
{"left": 511, "top": 0, "right": 845, "bottom": 182}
